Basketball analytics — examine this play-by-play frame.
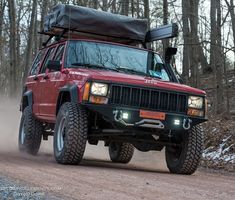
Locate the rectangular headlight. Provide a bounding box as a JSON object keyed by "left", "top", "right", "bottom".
{"left": 90, "top": 82, "right": 108, "bottom": 96}
{"left": 188, "top": 96, "right": 203, "bottom": 109}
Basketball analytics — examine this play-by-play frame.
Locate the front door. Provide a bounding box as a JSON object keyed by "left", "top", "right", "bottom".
{"left": 38, "top": 43, "right": 66, "bottom": 122}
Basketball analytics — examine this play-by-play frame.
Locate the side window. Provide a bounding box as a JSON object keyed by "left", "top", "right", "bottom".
{"left": 29, "top": 50, "right": 46, "bottom": 75}
{"left": 54, "top": 44, "right": 65, "bottom": 62}
{"left": 39, "top": 47, "right": 56, "bottom": 74}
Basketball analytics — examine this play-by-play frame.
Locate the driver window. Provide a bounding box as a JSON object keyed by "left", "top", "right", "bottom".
{"left": 40, "top": 47, "right": 56, "bottom": 74}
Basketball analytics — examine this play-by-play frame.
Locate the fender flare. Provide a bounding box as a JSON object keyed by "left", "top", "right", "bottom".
{"left": 21, "top": 90, "right": 33, "bottom": 111}
{"left": 56, "top": 84, "right": 79, "bottom": 114}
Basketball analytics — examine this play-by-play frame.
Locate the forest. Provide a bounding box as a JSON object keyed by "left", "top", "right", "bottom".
{"left": 0, "top": 0, "right": 234, "bottom": 169}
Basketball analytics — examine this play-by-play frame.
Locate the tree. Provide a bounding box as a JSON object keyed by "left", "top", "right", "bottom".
{"left": 210, "top": 0, "right": 225, "bottom": 114}
{"left": 144, "top": 0, "right": 149, "bottom": 27}
{"left": 23, "top": 0, "right": 37, "bottom": 82}
{"left": 7, "top": 0, "right": 17, "bottom": 97}
{"left": 121, "top": 0, "right": 129, "bottom": 16}
{"left": 162, "top": 0, "right": 169, "bottom": 57}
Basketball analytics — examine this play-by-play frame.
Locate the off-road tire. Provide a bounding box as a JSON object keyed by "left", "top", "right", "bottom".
{"left": 109, "top": 142, "right": 134, "bottom": 164}
{"left": 18, "top": 106, "right": 43, "bottom": 155}
{"left": 54, "top": 102, "right": 88, "bottom": 165}
{"left": 165, "top": 124, "right": 204, "bottom": 175}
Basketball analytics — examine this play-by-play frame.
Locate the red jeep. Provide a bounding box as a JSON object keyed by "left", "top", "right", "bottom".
{"left": 19, "top": 5, "right": 207, "bottom": 174}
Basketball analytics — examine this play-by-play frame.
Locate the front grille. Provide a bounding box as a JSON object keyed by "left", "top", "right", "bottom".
{"left": 109, "top": 84, "right": 187, "bottom": 114}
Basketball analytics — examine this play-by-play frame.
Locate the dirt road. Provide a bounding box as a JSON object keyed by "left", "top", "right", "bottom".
{"left": 0, "top": 98, "right": 234, "bottom": 200}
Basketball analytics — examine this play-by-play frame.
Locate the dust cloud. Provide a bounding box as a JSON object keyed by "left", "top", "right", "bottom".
{"left": 0, "top": 96, "right": 166, "bottom": 169}
{"left": 0, "top": 97, "right": 20, "bottom": 152}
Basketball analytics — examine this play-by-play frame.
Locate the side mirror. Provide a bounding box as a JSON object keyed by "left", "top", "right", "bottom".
{"left": 46, "top": 60, "right": 61, "bottom": 71}
{"left": 165, "top": 47, "right": 177, "bottom": 64}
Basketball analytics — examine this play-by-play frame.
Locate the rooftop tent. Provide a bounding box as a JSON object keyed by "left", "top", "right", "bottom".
{"left": 43, "top": 4, "right": 148, "bottom": 44}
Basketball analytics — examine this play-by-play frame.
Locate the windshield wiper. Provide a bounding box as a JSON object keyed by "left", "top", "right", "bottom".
{"left": 115, "top": 67, "right": 147, "bottom": 76}
{"left": 71, "top": 63, "right": 119, "bottom": 72}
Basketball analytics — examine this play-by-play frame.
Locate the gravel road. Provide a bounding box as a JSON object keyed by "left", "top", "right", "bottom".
{"left": 0, "top": 98, "right": 234, "bottom": 200}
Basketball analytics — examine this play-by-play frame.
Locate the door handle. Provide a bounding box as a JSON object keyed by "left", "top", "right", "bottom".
{"left": 33, "top": 76, "right": 39, "bottom": 81}
{"left": 43, "top": 74, "right": 49, "bottom": 80}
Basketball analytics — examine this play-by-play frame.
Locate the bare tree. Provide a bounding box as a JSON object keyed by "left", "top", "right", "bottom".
{"left": 162, "top": 0, "right": 169, "bottom": 56}
{"left": 210, "top": 0, "right": 225, "bottom": 114}
{"left": 144, "top": 0, "right": 149, "bottom": 27}
{"left": 121, "top": 0, "right": 129, "bottom": 16}
{"left": 7, "top": 0, "right": 17, "bottom": 97}
{"left": 23, "top": 0, "right": 37, "bottom": 82}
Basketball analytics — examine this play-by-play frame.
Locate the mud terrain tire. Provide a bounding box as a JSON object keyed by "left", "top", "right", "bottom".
{"left": 18, "top": 106, "right": 43, "bottom": 155}
{"left": 109, "top": 142, "right": 134, "bottom": 164}
{"left": 54, "top": 102, "right": 88, "bottom": 165}
{"left": 165, "top": 125, "right": 204, "bottom": 175}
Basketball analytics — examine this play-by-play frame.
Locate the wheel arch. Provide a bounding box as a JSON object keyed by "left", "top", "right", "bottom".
{"left": 21, "top": 90, "right": 33, "bottom": 111}
{"left": 56, "top": 84, "right": 79, "bottom": 115}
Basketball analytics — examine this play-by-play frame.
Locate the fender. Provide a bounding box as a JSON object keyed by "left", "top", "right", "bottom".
{"left": 21, "top": 90, "right": 33, "bottom": 111}
{"left": 56, "top": 84, "right": 79, "bottom": 114}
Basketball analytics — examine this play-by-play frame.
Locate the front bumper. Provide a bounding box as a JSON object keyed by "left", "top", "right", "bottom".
{"left": 82, "top": 103, "right": 207, "bottom": 131}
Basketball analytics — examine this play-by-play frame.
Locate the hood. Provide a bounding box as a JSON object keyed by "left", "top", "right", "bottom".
{"left": 68, "top": 68, "right": 205, "bottom": 95}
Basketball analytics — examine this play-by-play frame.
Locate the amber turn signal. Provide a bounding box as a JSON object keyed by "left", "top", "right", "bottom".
{"left": 89, "top": 95, "right": 108, "bottom": 104}
{"left": 83, "top": 82, "right": 90, "bottom": 101}
{"left": 187, "top": 108, "right": 204, "bottom": 117}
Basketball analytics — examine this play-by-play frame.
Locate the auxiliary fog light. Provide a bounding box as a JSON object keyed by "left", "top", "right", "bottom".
{"left": 122, "top": 112, "right": 129, "bottom": 120}
{"left": 174, "top": 119, "right": 181, "bottom": 126}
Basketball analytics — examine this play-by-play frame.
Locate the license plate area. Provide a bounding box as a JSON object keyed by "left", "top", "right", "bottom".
{"left": 140, "top": 110, "right": 166, "bottom": 120}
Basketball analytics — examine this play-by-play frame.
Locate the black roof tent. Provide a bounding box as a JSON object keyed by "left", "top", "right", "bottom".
{"left": 42, "top": 4, "right": 178, "bottom": 46}
{"left": 43, "top": 4, "right": 148, "bottom": 44}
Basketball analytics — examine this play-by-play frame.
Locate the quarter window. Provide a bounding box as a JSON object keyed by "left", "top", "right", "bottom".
{"left": 54, "top": 45, "right": 65, "bottom": 62}
{"left": 29, "top": 50, "right": 46, "bottom": 75}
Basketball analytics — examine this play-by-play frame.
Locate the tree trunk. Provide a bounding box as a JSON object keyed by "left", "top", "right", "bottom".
{"left": 215, "top": 0, "right": 224, "bottom": 114}
{"left": 182, "top": 0, "right": 190, "bottom": 84}
{"left": 225, "top": 0, "right": 235, "bottom": 70}
{"left": 23, "top": 0, "right": 37, "bottom": 82}
{"left": 162, "top": 0, "right": 169, "bottom": 58}
{"left": 7, "top": 0, "right": 17, "bottom": 97}
{"left": 210, "top": 0, "right": 225, "bottom": 114}
{"left": 121, "top": 0, "right": 129, "bottom": 16}
{"left": 102, "top": 0, "right": 108, "bottom": 11}
{"left": 0, "top": 0, "right": 5, "bottom": 68}
{"left": 39, "top": 0, "right": 48, "bottom": 47}
{"left": 144, "top": 0, "right": 149, "bottom": 28}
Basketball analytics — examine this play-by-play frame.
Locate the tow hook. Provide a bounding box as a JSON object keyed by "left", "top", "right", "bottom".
{"left": 113, "top": 110, "right": 122, "bottom": 122}
{"left": 113, "top": 110, "right": 134, "bottom": 126}
{"left": 183, "top": 118, "right": 192, "bottom": 130}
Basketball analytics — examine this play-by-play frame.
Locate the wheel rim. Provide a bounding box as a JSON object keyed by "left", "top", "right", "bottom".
{"left": 57, "top": 116, "right": 66, "bottom": 152}
{"left": 20, "top": 118, "right": 26, "bottom": 145}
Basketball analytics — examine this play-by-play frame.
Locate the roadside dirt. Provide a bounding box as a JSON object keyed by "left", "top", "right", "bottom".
{"left": 0, "top": 98, "right": 234, "bottom": 200}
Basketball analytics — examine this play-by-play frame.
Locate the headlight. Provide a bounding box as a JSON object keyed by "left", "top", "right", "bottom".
{"left": 90, "top": 82, "right": 108, "bottom": 96}
{"left": 188, "top": 96, "right": 203, "bottom": 109}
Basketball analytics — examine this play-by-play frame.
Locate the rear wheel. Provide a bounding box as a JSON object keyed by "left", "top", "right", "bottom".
{"left": 54, "top": 102, "right": 88, "bottom": 165}
{"left": 109, "top": 142, "right": 134, "bottom": 164}
{"left": 18, "top": 106, "right": 43, "bottom": 155}
{"left": 165, "top": 125, "right": 204, "bottom": 175}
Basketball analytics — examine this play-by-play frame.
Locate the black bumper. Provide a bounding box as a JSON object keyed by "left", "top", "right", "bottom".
{"left": 82, "top": 103, "right": 207, "bottom": 131}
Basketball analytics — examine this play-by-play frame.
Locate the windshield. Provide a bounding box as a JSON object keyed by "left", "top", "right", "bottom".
{"left": 66, "top": 41, "right": 170, "bottom": 81}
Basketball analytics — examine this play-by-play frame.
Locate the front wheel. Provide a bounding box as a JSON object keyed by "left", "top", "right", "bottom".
{"left": 165, "top": 125, "right": 204, "bottom": 175}
{"left": 109, "top": 142, "right": 134, "bottom": 164}
{"left": 18, "top": 106, "right": 43, "bottom": 155}
{"left": 54, "top": 102, "right": 88, "bottom": 165}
